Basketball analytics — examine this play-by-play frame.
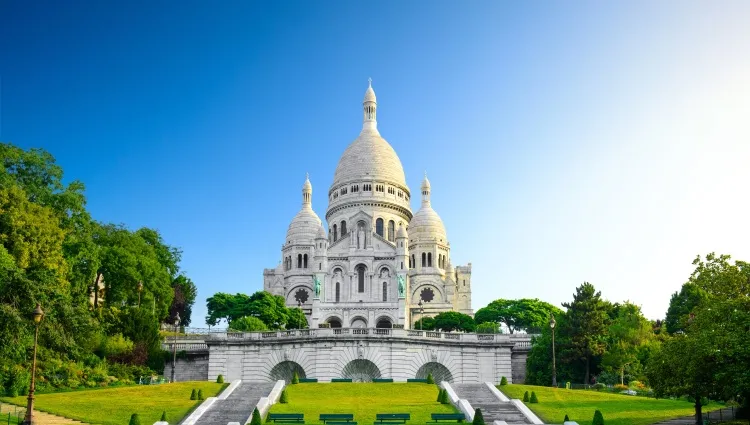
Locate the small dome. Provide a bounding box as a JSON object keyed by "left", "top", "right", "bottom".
{"left": 396, "top": 224, "right": 408, "bottom": 238}
{"left": 421, "top": 173, "right": 431, "bottom": 190}
{"left": 409, "top": 205, "right": 447, "bottom": 243}
{"left": 286, "top": 207, "right": 322, "bottom": 243}
{"left": 364, "top": 77, "right": 376, "bottom": 103}
{"left": 316, "top": 225, "right": 327, "bottom": 239}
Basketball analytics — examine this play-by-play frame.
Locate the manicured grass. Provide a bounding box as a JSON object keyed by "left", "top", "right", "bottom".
{"left": 0, "top": 381, "right": 226, "bottom": 425}
{"left": 498, "top": 384, "right": 724, "bottom": 425}
{"left": 269, "top": 383, "right": 456, "bottom": 424}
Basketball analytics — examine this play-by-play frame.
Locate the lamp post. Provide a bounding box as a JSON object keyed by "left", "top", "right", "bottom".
{"left": 418, "top": 300, "right": 424, "bottom": 331}
{"left": 550, "top": 313, "right": 557, "bottom": 388}
{"left": 297, "top": 300, "right": 302, "bottom": 330}
{"left": 137, "top": 281, "right": 143, "bottom": 307}
{"left": 22, "top": 304, "right": 44, "bottom": 425}
{"left": 171, "top": 313, "right": 180, "bottom": 383}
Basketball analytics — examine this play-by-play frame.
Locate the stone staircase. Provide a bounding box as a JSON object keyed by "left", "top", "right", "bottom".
{"left": 189, "top": 381, "right": 275, "bottom": 425}
{"left": 451, "top": 384, "right": 531, "bottom": 424}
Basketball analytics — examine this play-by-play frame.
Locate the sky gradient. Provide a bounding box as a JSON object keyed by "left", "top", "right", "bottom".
{"left": 1, "top": 1, "right": 749, "bottom": 325}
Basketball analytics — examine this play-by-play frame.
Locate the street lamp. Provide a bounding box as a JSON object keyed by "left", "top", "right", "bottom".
{"left": 22, "top": 304, "right": 44, "bottom": 425}
{"left": 418, "top": 300, "right": 424, "bottom": 331}
{"left": 137, "top": 281, "right": 143, "bottom": 307}
{"left": 297, "top": 300, "right": 302, "bottom": 330}
{"left": 550, "top": 313, "right": 557, "bottom": 388}
{"left": 171, "top": 313, "right": 180, "bottom": 383}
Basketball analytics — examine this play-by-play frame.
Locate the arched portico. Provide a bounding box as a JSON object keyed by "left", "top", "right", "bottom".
{"left": 269, "top": 361, "right": 306, "bottom": 383}
{"left": 341, "top": 359, "right": 382, "bottom": 382}
{"left": 416, "top": 362, "right": 454, "bottom": 383}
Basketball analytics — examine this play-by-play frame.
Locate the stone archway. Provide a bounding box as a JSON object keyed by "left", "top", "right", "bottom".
{"left": 341, "top": 359, "right": 382, "bottom": 382}
{"left": 416, "top": 362, "right": 454, "bottom": 383}
{"left": 269, "top": 361, "right": 306, "bottom": 383}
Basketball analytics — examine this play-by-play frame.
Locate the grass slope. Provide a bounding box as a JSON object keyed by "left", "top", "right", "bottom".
{"left": 499, "top": 384, "right": 723, "bottom": 425}
{"left": 269, "top": 383, "right": 456, "bottom": 424}
{"left": 1, "top": 382, "right": 226, "bottom": 425}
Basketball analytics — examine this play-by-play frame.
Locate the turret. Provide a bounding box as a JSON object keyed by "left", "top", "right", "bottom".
{"left": 396, "top": 224, "right": 409, "bottom": 272}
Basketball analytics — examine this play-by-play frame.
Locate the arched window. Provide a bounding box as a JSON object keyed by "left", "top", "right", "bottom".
{"left": 297, "top": 254, "right": 302, "bottom": 268}
{"left": 357, "top": 265, "right": 366, "bottom": 293}
{"left": 383, "top": 282, "right": 387, "bottom": 301}
{"left": 421, "top": 252, "right": 426, "bottom": 267}
{"left": 387, "top": 220, "right": 395, "bottom": 242}
{"left": 400, "top": 261, "right": 403, "bottom": 269}
{"left": 428, "top": 253, "right": 432, "bottom": 267}
{"left": 376, "top": 218, "right": 384, "bottom": 236}
{"left": 411, "top": 254, "right": 415, "bottom": 269}
{"left": 340, "top": 221, "right": 347, "bottom": 236}
{"left": 335, "top": 282, "right": 340, "bottom": 302}
{"left": 303, "top": 254, "right": 308, "bottom": 268}
{"left": 333, "top": 224, "right": 338, "bottom": 242}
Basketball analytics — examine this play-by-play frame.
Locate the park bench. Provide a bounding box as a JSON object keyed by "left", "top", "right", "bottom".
{"left": 406, "top": 379, "right": 428, "bottom": 383}
{"left": 320, "top": 414, "right": 355, "bottom": 424}
{"left": 268, "top": 413, "right": 304, "bottom": 423}
{"left": 331, "top": 378, "right": 353, "bottom": 382}
{"left": 299, "top": 378, "right": 318, "bottom": 383}
{"left": 430, "top": 413, "right": 465, "bottom": 422}
{"left": 372, "top": 378, "right": 394, "bottom": 383}
{"left": 374, "top": 414, "right": 410, "bottom": 424}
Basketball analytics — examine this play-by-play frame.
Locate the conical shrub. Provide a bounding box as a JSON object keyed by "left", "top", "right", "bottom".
{"left": 197, "top": 389, "right": 204, "bottom": 400}
{"left": 217, "top": 374, "right": 224, "bottom": 383}
{"left": 523, "top": 391, "right": 529, "bottom": 402}
{"left": 160, "top": 411, "right": 167, "bottom": 422}
{"left": 280, "top": 389, "right": 288, "bottom": 404}
{"left": 564, "top": 414, "right": 569, "bottom": 422}
{"left": 441, "top": 389, "right": 450, "bottom": 404}
{"left": 129, "top": 414, "right": 141, "bottom": 425}
{"left": 427, "top": 373, "right": 435, "bottom": 384}
{"left": 292, "top": 371, "right": 300, "bottom": 384}
{"left": 530, "top": 391, "right": 538, "bottom": 403}
{"left": 190, "top": 389, "right": 197, "bottom": 400}
{"left": 499, "top": 376, "right": 508, "bottom": 386}
{"left": 437, "top": 389, "right": 443, "bottom": 402}
{"left": 592, "top": 410, "right": 604, "bottom": 425}
{"left": 472, "top": 408, "right": 485, "bottom": 425}
{"left": 250, "top": 407, "right": 262, "bottom": 425}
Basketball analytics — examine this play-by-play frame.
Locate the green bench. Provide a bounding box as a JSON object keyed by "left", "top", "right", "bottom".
{"left": 320, "top": 414, "right": 355, "bottom": 424}
{"left": 374, "top": 413, "right": 410, "bottom": 424}
{"left": 372, "top": 378, "right": 394, "bottom": 383}
{"left": 331, "top": 378, "right": 353, "bottom": 382}
{"left": 430, "top": 413, "right": 465, "bottom": 422}
{"left": 268, "top": 413, "right": 304, "bottom": 423}
{"left": 299, "top": 378, "right": 318, "bottom": 383}
{"left": 406, "top": 379, "right": 429, "bottom": 383}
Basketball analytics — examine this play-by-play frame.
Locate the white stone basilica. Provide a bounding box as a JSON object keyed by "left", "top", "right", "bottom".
{"left": 263, "top": 82, "right": 472, "bottom": 329}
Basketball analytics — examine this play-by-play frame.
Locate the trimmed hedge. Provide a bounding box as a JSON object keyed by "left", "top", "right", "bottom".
{"left": 523, "top": 391, "right": 530, "bottom": 402}
{"left": 500, "top": 376, "right": 508, "bottom": 386}
{"left": 217, "top": 374, "right": 224, "bottom": 384}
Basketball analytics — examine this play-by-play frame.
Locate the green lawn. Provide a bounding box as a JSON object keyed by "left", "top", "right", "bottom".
{"left": 0, "top": 381, "right": 226, "bottom": 425}
{"left": 498, "top": 384, "right": 724, "bottom": 425}
{"left": 269, "top": 383, "right": 456, "bottom": 424}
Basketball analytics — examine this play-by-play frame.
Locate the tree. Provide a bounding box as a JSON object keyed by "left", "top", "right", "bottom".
{"left": 433, "top": 311, "right": 475, "bottom": 332}
{"left": 413, "top": 316, "right": 435, "bottom": 330}
{"left": 229, "top": 316, "right": 268, "bottom": 332}
{"left": 665, "top": 283, "right": 708, "bottom": 334}
{"left": 601, "top": 302, "right": 655, "bottom": 384}
{"left": 475, "top": 298, "right": 563, "bottom": 334}
{"left": 205, "top": 291, "right": 290, "bottom": 329}
{"left": 475, "top": 322, "right": 502, "bottom": 334}
{"left": 170, "top": 275, "right": 197, "bottom": 326}
{"left": 287, "top": 307, "right": 307, "bottom": 329}
{"left": 562, "top": 282, "right": 609, "bottom": 384}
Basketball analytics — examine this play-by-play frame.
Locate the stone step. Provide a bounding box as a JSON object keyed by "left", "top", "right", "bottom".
{"left": 450, "top": 384, "right": 531, "bottom": 424}
{"left": 189, "top": 381, "right": 276, "bottom": 425}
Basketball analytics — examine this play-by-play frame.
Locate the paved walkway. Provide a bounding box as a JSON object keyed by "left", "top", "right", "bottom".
{"left": 651, "top": 407, "right": 738, "bottom": 424}
{"left": 0, "top": 402, "right": 88, "bottom": 425}
{"left": 189, "top": 381, "right": 275, "bottom": 425}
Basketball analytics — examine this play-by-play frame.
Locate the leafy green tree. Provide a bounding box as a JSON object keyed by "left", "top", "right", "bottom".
{"left": 206, "top": 291, "right": 290, "bottom": 329}
{"left": 287, "top": 307, "right": 307, "bottom": 329}
{"left": 665, "top": 283, "right": 708, "bottom": 334}
{"left": 413, "top": 316, "right": 436, "bottom": 330}
{"left": 229, "top": 316, "right": 268, "bottom": 332}
{"left": 475, "top": 299, "right": 563, "bottom": 334}
{"left": 169, "top": 275, "right": 197, "bottom": 326}
{"left": 601, "top": 302, "right": 655, "bottom": 385}
{"left": 562, "top": 283, "right": 609, "bottom": 384}
{"left": 475, "top": 322, "right": 502, "bottom": 334}
{"left": 433, "top": 311, "right": 475, "bottom": 332}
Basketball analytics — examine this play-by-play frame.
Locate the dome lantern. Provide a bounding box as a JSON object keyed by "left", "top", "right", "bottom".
{"left": 363, "top": 77, "right": 377, "bottom": 129}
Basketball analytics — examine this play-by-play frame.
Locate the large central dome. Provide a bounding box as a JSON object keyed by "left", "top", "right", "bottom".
{"left": 331, "top": 82, "right": 407, "bottom": 190}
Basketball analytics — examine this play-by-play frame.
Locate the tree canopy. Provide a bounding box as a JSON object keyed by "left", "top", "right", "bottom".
{"left": 475, "top": 298, "right": 563, "bottom": 334}
{"left": 206, "top": 290, "right": 304, "bottom": 330}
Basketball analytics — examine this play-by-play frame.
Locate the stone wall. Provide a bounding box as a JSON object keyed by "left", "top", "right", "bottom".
{"left": 166, "top": 354, "right": 209, "bottom": 382}
{"left": 511, "top": 351, "right": 528, "bottom": 384}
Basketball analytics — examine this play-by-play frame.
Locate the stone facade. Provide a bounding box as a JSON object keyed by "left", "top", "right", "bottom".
{"left": 264, "top": 82, "right": 472, "bottom": 328}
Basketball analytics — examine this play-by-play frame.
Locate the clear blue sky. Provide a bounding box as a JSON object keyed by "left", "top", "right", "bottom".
{"left": 2, "top": 1, "right": 749, "bottom": 325}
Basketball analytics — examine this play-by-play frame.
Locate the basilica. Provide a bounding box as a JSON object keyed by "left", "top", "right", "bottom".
{"left": 263, "top": 82, "right": 472, "bottom": 329}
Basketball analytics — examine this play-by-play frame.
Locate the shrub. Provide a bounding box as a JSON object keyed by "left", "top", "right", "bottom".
{"left": 564, "top": 414, "right": 569, "bottom": 422}
{"left": 613, "top": 384, "right": 628, "bottom": 392}
{"left": 427, "top": 373, "right": 435, "bottom": 384}
{"left": 129, "top": 414, "right": 141, "bottom": 425}
{"left": 500, "top": 376, "right": 508, "bottom": 386}
{"left": 190, "top": 388, "right": 197, "bottom": 400}
{"left": 472, "top": 408, "right": 485, "bottom": 425}
{"left": 441, "top": 389, "right": 450, "bottom": 404}
{"left": 217, "top": 374, "right": 224, "bottom": 384}
{"left": 592, "top": 383, "right": 606, "bottom": 391}
{"left": 523, "top": 391, "right": 530, "bottom": 402}
{"left": 593, "top": 410, "right": 604, "bottom": 425}
{"left": 437, "top": 389, "right": 443, "bottom": 402}
{"left": 292, "top": 371, "right": 299, "bottom": 384}
{"left": 197, "top": 389, "right": 204, "bottom": 400}
{"left": 530, "top": 391, "right": 538, "bottom": 403}
{"left": 280, "top": 389, "right": 288, "bottom": 404}
{"left": 250, "top": 407, "right": 262, "bottom": 425}
{"left": 160, "top": 411, "right": 167, "bottom": 422}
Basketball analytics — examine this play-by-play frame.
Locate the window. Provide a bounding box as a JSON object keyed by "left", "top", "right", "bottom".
{"left": 400, "top": 261, "right": 404, "bottom": 269}
{"left": 387, "top": 220, "right": 395, "bottom": 242}
{"left": 376, "top": 184, "right": 384, "bottom": 192}
{"left": 351, "top": 185, "right": 359, "bottom": 192}
{"left": 375, "top": 218, "right": 384, "bottom": 236}
{"left": 357, "top": 265, "right": 366, "bottom": 293}
{"left": 364, "top": 184, "right": 372, "bottom": 191}
{"left": 428, "top": 253, "right": 432, "bottom": 267}
{"left": 383, "top": 282, "right": 388, "bottom": 302}
{"left": 421, "top": 252, "right": 426, "bottom": 267}
{"left": 335, "top": 282, "right": 340, "bottom": 302}
{"left": 463, "top": 279, "right": 466, "bottom": 286}
{"left": 411, "top": 254, "right": 415, "bottom": 268}
{"left": 303, "top": 254, "right": 308, "bottom": 268}
{"left": 340, "top": 221, "right": 347, "bottom": 236}
{"left": 333, "top": 224, "right": 338, "bottom": 242}
{"left": 297, "top": 254, "right": 302, "bottom": 268}
{"left": 319, "top": 263, "right": 322, "bottom": 270}
{"left": 388, "top": 187, "right": 395, "bottom": 195}
{"left": 341, "top": 187, "right": 347, "bottom": 195}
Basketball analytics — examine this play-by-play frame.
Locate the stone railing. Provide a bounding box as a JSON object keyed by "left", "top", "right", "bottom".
{"left": 161, "top": 342, "right": 209, "bottom": 351}
{"left": 204, "top": 328, "right": 536, "bottom": 349}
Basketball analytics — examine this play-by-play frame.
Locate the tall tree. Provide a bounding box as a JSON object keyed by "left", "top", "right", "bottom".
{"left": 475, "top": 298, "right": 563, "bottom": 334}
{"left": 664, "top": 282, "right": 708, "bottom": 334}
{"left": 432, "top": 311, "right": 476, "bottom": 332}
{"left": 601, "top": 302, "right": 654, "bottom": 384}
{"left": 562, "top": 282, "right": 609, "bottom": 384}
{"left": 169, "top": 275, "right": 197, "bottom": 326}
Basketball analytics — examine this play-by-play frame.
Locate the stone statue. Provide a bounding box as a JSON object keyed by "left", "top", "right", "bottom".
{"left": 398, "top": 275, "right": 405, "bottom": 297}
{"left": 357, "top": 227, "right": 365, "bottom": 249}
{"left": 313, "top": 275, "right": 321, "bottom": 297}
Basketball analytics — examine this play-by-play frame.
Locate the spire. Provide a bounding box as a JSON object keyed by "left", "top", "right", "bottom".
{"left": 421, "top": 172, "right": 431, "bottom": 206}
{"left": 363, "top": 79, "right": 377, "bottom": 130}
{"left": 302, "top": 174, "right": 312, "bottom": 207}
